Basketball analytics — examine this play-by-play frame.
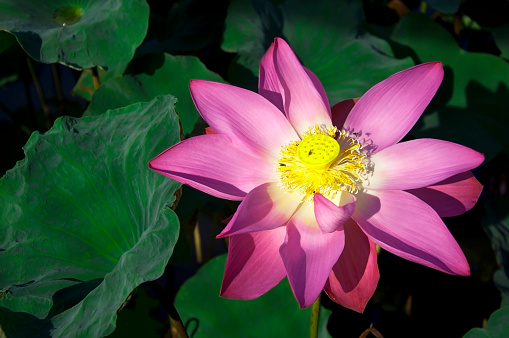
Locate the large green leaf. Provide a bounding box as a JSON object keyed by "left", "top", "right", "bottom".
{"left": 222, "top": 0, "right": 413, "bottom": 102}
{"left": 175, "top": 254, "right": 332, "bottom": 338}
{"left": 84, "top": 53, "right": 224, "bottom": 135}
{"left": 389, "top": 13, "right": 509, "bottom": 161}
{"left": 464, "top": 306, "right": 509, "bottom": 337}
{"left": 0, "top": 0, "right": 149, "bottom": 69}
{"left": 0, "top": 95, "right": 181, "bottom": 336}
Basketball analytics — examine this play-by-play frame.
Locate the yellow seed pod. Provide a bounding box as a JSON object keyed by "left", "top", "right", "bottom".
{"left": 297, "top": 134, "right": 340, "bottom": 170}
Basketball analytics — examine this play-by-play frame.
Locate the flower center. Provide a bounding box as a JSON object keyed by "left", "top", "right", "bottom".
{"left": 297, "top": 134, "right": 340, "bottom": 170}
{"left": 277, "top": 125, "right": 367, "bottom": 200}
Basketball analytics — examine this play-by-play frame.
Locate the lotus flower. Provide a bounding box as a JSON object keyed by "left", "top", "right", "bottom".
{"left": 149, "top": 38, "right": 484, "bottom": 311}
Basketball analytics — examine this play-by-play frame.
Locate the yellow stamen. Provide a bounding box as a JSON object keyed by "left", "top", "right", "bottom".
{"left": 277, "top": 125, "right": 367, "bottom": 200}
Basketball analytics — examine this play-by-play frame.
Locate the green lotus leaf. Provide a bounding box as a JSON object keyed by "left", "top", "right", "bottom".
{"left": 84, "top": 53, "right": 224, "bottom": 135}
{"left": 390, "top": 13, "right": 509, "bottom": 161}
{"left": 0, "top": 0, "right": 149, "bottom": 69}
{"left": 222, "top": 0, "right": 413, "bottom": 102}
{"left": 175, "top": 254, "right": 332, "bottom": 337}
{"left": 0, "top": 95, "right": 181, "bottom": 336}
{"left": 464, "top": 306, "right": 509, "bottom": 337}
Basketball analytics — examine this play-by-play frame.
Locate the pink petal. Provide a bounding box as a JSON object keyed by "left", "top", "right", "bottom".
{"left": 217, "top": 182, "right": 302, "bottom": 237}
{"left": 259, "top": 42, "right": 284, "bottom": 113}
{"left": 368, "top": 139, "right": 484, "bottom": 190}
{"left": 324, "top": 219, "right": 379, "bottom": 313}
{"left": 149, "top": 134, "right": 274, "bottom": 201}
{"left": 407, "top": 171, "right": 483, "bottom": 217}
{"left": 258, "top": 41, "right": 331, "bottom": 123}
{"left": 190, "top": 80, "right": 298, "bottom": 159}
{"left": 273, "top": 38, "right": 332, "bottom": 134}
{"left": 331, "top": 98, "right": 358, "bottom": 130}
{"left": 221, "top": 226, "right": 287, "bottom": 299}
{"left": 304, "top": 67, "right": 331, "bottom": 117}
{"left": 280, "top": 202, "right": 345, "bottom": 308}
{"left": 353, "top": 190, "right": 470, "bottom": 275}
{"left": 314, "top": 193, "right": 356, "bottom": 233}
{"left": 344, "top": 62, "right": 444, "bottom": 153}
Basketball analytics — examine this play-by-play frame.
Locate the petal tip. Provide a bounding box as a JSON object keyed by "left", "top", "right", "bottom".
{"left": 296, "top": 296, "right": 316, "bottom": 309}
{"left": 148, "top": 155, "right": 163, "bottom": 172}
{"left": 216, "top": 228, "right": 230, "bottom": 239}
{"left": 189, "top": 79, "right": 213, "bottom": 92}
{"left": 274, "top": 37, "right": 285, "bottom": 45}
{"left": 423, "top": 61, "right": 443, "bottom": 70}
{"left": 456, "top": 262, "right": 471, "bottom": 276}
{"left": 428, "top": 61, "right": 444, "bottom": 75}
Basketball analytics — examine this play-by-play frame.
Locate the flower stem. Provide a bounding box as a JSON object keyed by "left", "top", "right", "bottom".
{"left": 193, "top": 220, "right": 203, "bottom": 265}
{"left": 310, "top": 294, "right": 321, "bottom": 338}
{"left": 92, "top": 66, "right": 100, "bottom": 89}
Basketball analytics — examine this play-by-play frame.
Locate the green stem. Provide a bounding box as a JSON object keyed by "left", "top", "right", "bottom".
{"left": 310, "top": 294, "right": 321, "bottom": 338}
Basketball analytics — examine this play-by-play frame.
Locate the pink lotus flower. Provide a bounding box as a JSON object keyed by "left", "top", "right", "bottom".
{"left": 149, "top": 38, "right": 484, "bottom": 311}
